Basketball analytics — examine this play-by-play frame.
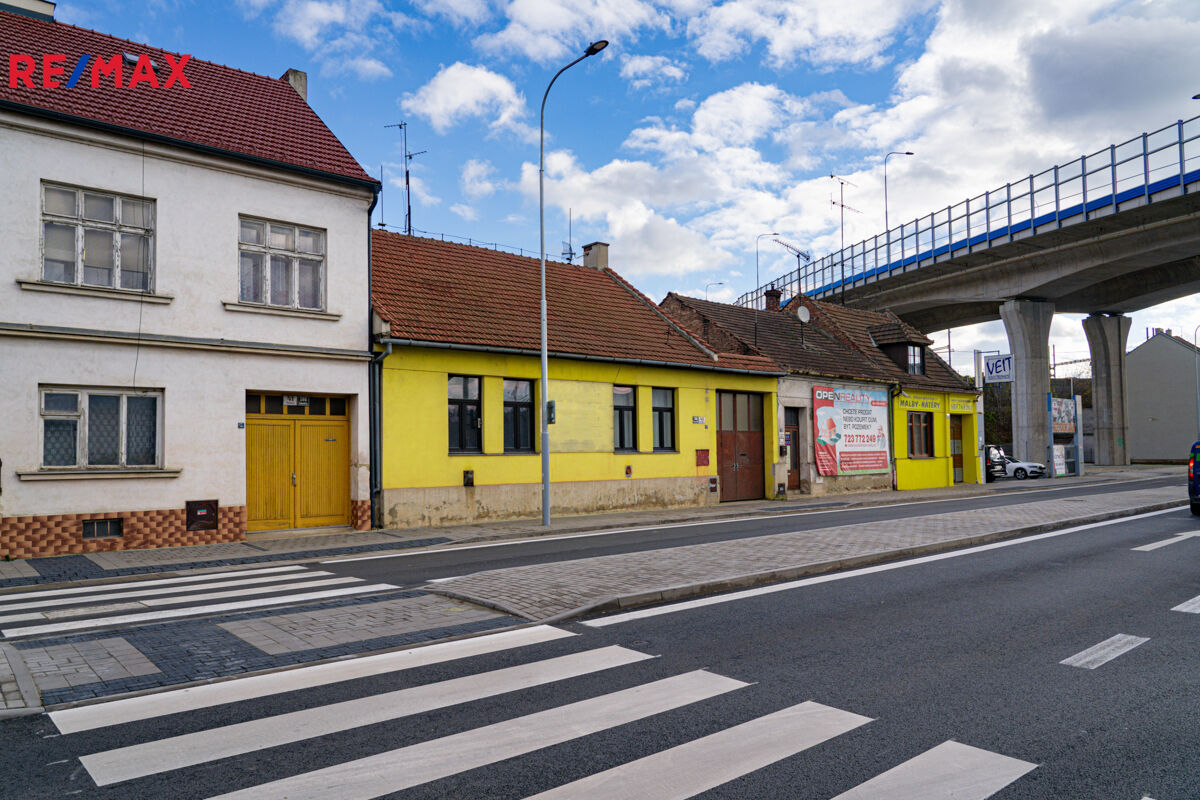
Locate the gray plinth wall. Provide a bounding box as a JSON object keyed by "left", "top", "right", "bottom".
{"left": 1000, "top": 299, "right": 1054, "bottom": 464}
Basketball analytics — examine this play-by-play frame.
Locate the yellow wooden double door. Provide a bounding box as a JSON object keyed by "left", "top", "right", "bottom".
{"left": 246, "top": 417, "right": 350, "bottom": 531}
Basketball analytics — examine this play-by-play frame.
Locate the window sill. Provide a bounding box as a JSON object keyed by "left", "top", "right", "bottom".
{"left": 17, "top": 468, "right": 182, "bottom": 481}
{"left": 17, "top": 279, "right": 173, "bottom": 304}
{"left": 223, "top": 301, "right": 340, "bottom": 321}
{"left": 652, "top": 449, "right": 680, "bottom": 454}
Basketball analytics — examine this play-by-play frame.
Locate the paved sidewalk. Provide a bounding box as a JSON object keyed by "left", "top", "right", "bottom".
{"left": 429, "top": 486, "right": 1183, "bottom": 620}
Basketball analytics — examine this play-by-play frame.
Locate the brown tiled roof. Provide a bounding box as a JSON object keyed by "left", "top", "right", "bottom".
{"left": 371, "top": 231, "right": 783, "bottom": 375}
{"left": 0, "top": 10, "right": 377, "bottom": 186}
{"left": 662, "top": 292, "right": 973, "bottom": 393}
{"left": 867, "top": 322, "right": 932, "bottom": 347}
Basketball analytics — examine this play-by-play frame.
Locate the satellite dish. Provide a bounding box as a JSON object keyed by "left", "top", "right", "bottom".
{"left": 797, "top": 306, "right": 810, "bottom": 323}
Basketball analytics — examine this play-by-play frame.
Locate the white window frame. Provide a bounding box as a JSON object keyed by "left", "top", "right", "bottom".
{"left": 39, "top": 387, "right": 164, "bottom": 469}
{"left": 237, "top": 216, "right": 326, "bottom": 311}
{"left": 40, "top": 182, "right": 156, "bottom": 292}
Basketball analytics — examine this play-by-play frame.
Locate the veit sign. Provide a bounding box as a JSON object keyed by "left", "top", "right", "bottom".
{"left": 7, "top": 53, "right": 192, "bottom": 89}
{"left": 983, "top": 354, "right": 1013, "bottom": 384}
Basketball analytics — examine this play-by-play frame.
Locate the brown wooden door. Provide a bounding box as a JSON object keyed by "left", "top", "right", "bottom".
{"left": 717, "top": 391, "right": 765, "bottom": 501}
{"left": 785, "top": 407, "right": 801, "bottom": 490}
{"left": 950, "top": 414, "right": 964, "bottom": 484}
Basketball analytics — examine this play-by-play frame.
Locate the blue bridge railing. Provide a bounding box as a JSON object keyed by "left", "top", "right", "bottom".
{"left": 736, "top": 115, "right": 1200, "bottom": 309}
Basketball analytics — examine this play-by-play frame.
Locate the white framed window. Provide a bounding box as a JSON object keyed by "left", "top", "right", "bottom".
{"left": 238, "top": 217, "right": 326, "bottom": 311}
{"left": 41, "top": 183, "right": 155, "bottom": 292}
{"left": 40, "top": 387, "right": 162, "bottom": 469}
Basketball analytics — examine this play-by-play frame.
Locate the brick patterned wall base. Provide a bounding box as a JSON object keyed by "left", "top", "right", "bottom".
{"left": 352, "top": 500, "right": 371, "bottom": 531}
{"left": 0, "top": 506, "right": 247, "bottom": 560}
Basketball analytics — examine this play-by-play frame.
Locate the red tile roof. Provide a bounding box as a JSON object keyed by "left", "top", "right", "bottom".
{"left": 0, "top": 9, "right": 377, "bottom": 186}
{"left": 371, "top": 231, "right": 783, "bottom": 375}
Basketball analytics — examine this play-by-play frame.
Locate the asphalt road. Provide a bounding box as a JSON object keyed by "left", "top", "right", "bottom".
{"left": 6, "top": 500, "right": 1199, "bottom": 798}
{"left": 317, "top": 474, "right": 1181, "bottom": 587}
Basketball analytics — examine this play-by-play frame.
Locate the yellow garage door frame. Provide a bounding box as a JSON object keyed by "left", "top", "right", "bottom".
{"left": 246, "top": 394, "right": 351, "bottom": 532}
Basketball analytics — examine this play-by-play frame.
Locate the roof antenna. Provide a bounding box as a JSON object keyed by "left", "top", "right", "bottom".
{"left": 561, "top": 208, "right": 576, "bottom": 263}
{"left": 830, "top": 174, "right": 861, "bottom": 305}
{"left": 385, "top": 122, "right": 427, "bottom": 235}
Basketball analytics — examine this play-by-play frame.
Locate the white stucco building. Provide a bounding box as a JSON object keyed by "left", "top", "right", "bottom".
{"left": 0, "top": 2, "right": 379, "bottom": 557}
{"left": 1127, "top": 330, "right": 1198, "bottom": 463}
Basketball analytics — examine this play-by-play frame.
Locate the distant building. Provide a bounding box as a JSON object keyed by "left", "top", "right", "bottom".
{"left": 1127, "top": 331, "right": 1198, "bottom": 462}
{"left": 0, "top": 3, "right": 379, "bottom": 558}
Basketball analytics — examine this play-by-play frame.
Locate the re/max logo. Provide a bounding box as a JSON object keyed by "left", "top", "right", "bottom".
{"left": 7, "top": 54, "right": 192, "bottom": 89}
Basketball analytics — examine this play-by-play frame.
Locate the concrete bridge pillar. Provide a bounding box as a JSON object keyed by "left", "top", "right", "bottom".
{"left": 1000, "top": 299, "right": 1054, "bottom": 463}
{"left": 1082, "top": 313, "right": 1131, "bottom": 465}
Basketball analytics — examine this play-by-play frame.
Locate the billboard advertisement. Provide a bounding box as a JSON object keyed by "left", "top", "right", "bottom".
{"left": 813, "top": 386, "right": 891, "bottom": 476}
{"left": 1051, "top": 397, "right": 1075, "bottom": 434}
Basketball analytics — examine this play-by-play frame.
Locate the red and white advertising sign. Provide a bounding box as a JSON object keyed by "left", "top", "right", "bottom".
{"left": 813, "top": 386, "right": 891, "bottom": 476}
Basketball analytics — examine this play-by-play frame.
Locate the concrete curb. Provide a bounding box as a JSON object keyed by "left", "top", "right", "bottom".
{"left": 0, "top": 642, "right": 41, "bottom": 713}
{"left": 435, "top": 499, "right": 1189, "bottom": 624}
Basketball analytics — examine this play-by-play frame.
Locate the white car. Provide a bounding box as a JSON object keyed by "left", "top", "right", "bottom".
{"left": 1002, "top": 455, "right": 1045, "bottom": 480}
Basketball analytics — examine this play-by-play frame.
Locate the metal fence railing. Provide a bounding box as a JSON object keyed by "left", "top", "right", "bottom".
{"left": 736, "top": 115, "right": 1200, "bottom": 309}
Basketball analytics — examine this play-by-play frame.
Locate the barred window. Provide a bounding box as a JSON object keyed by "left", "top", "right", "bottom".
{"left": 41, "top": 183, "right": 155, "bottom": 291}
{"left": 238, "top": 217, "right": 325, "bottom": 311}
{"left": 40, "top": 388, "right": 161, "bottom": 468}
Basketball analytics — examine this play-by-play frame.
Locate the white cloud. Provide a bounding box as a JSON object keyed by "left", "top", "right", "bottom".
{"left": 410, "top": 0, "right": 492, "bottom": 25}
{"left": 619, "top": 54, "right": 688, "bottom": 90}
{"left": 322, "top": 55, "right": 392, "bottom": 80}
{"left": 461, "top": 159, "right": 498, "bottom": 199}
{"left": 400, "top": 63, "right": 537, "bottom": 142}
{"left": 474, "top": 0, "right": 670, "bottom": 64}
{"left": 451, "top": 203, "right": 479, "bottom": 221}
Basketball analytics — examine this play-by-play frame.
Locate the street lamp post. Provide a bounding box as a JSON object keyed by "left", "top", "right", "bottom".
{"left": 883, "top": 150, "right": 913, "bottom": 263}
{"left": 539, "top": 39, "right": 607, "bottom": 527}
{"left": 754, "top": 231, "right": 778, "bottom": 347}
{"left": 705, "top": 280, "right": 724, "bottom": 300}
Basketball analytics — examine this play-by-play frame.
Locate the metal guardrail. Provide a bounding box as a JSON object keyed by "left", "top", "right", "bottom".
{"left": 737, "top": 115, "right": 1200, "bottom": 309}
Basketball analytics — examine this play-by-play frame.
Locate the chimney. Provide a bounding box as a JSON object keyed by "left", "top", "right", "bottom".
{"left": 582, "top": 241, "right": 609, "bottom": 271}
{"left": 283, "top": 68, "right": 308, "bottom": 101}
{"left": 764, "top": 288, "right": 782, "bottom": 312}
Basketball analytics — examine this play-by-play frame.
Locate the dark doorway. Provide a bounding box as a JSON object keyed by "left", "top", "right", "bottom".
{"left": 784, "top": 406, "right": 802, "bottom": 491}
{"left": 717, "top": 391, "right": 765, "bottom": 501}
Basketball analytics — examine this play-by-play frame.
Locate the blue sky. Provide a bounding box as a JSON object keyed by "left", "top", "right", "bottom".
{"left": 57, "top": 0, "right": 1200, "bottom": 375}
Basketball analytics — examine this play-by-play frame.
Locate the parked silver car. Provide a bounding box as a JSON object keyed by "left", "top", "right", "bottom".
{"left": 1002, "top": 455, "right": 1045, "bottom": 480}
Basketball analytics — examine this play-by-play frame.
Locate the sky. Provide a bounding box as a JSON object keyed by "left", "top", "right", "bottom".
{"left": 54, "top": 0, "right": 1200, "bottom": 377}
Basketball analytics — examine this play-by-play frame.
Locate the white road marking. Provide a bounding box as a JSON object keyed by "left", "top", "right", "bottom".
{"left": 205, "top": 670, "right": 749, "bottom": 800}
{"left": 4, "top": 584, "right": 396, "bottom": 638}
{"left": 585, "top": 507, "right": 1184, "bottom": 627}
{"left": 81, "top": 645, "right": 654, "bottom": 786}
{"left": 51, "top": 625, "right": 575, "bottom": 734}
{"left": 829, "top": 740, "right": 1037, "bottom": 799}
{"left": 327, "top": 476, "right": 1171, "bottom": 565}
{"left": 1170, "top": 593, "right": 1200, "bottom": 613}
{"left": 0, "top": 576, "right": 362, "bottom": 624}
{"left": 0, "top": 565, "right": 308, "bottom": 603}
{"left": 427, "top": 575, "right": 463, "bottom": 583}
{"left": 0, "top": 570, "right": 334, "bottom": 613}
{"left": 1060, "top": 634, "right": 1149, "bottom": 669}
{"left": 1131, "top": 533, "right": 1199, "bottom": 551}
{"left": 523, "top": 700, "right": 872, "bottom": 800}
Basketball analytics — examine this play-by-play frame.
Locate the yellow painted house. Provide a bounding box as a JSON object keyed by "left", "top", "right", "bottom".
{"left": 369, "top": 233, "right": 784, "bottom": 528}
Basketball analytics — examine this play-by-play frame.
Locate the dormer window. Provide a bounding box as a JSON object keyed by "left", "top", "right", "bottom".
{"left": 907, "top": 345, "right": 925, "bottom": 374}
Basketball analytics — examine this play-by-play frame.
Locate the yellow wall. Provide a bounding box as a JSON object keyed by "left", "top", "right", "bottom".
{"left": 892, "top": 389, "right": 981, "bottom": 490}
{"left": 380, "top": 346, "right": 780, "bottom": 496}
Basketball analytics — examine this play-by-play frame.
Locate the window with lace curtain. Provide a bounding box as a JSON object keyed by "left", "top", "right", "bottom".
{"left": 40, "top": 388, "right": 162, "bottom": 469}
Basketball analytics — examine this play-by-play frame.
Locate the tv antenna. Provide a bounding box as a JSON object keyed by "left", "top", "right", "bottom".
{"left": 385, "top": 122, "right": 427, "bottom": 235}
{"left": 561, "top": 208, "right": 576, "bottom": 263}
{"left": 830, "top": 174, "right": 861, "bottom": 305}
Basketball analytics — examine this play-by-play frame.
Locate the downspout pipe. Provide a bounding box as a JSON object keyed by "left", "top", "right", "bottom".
{"left": 369, "top": 341, "right": 391, "bottom": 528}
{"left": 888, "top": 383, "right": 901, "bottom": 491}
{"left": 365, "top": 190, "right": 380, "bottom": 529}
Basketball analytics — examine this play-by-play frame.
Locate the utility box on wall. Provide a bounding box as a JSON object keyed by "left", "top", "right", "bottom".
{"left": 185, "top": 499, "right": 219, "bottom": 532}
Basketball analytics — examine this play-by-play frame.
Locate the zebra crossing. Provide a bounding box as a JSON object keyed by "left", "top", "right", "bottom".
{"left": 47, "top": 624, "right": 1038, "bottom": 799}
{"left": 0, "top": 564, "right": 397, "bottom": 639}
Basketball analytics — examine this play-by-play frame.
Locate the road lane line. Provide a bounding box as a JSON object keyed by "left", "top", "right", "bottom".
{"left": 522, "top": 700, "right": 872, "bottom": 799}
{"left": 4, "top": 584, "right": 397, "bottom": 639}
{"left": 50, "top": 625, "right": 575, "bottom": 734}
{"left": 0, "top": 566, "right": 308, "bottom": 603}
{"left": 81, "top": 645, "right": 654, "bottom": 786}
{"left": 1132, "top": 533, "right": 1198, "bottom": 551}
{"left": 1060, "top": 634, "right": 1149, "bottom": 669}
{"left": 830, "top": 740, "right": 1036, "bottom": 799}
{"left": 584, "top": 507, "right": 1184, "bottom": 627}
{"left": 326, "top": 477, "right": 1173, "bottom": 564}
{"left": 205, "top": 670, "right": 749, "bottom": 800}
{"left": 1171, "top": 593, "right": 1200, "bottom": 613}
{"left": 0, "top": 570, "right": 334, "bottom": 613}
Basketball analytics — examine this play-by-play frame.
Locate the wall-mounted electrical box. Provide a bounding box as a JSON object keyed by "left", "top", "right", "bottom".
{"left": 186, "top": 499, "right": 218, "bottom": 532}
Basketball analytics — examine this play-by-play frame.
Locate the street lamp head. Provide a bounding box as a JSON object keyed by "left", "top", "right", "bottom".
{"left": 585, "top": 40, "right": 609, "bottom": 56}
{"left": 903, "top": 150, "right": 914, "bottom": 155}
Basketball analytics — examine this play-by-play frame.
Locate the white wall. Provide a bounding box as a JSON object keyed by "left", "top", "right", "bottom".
{"left": 0, "top": 112, "right": 373, "bottom": 352}
{"left": 0, "top": 337, "right": 369, "bottom": 517}
{"left": 1128, "top": 334, "right": 1198, "bottom": 461}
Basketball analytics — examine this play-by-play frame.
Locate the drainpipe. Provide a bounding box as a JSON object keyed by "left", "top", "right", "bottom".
{"left": 365, "top": 189, "right": 380, "bottom": 528}
{"left": 369, "top": 342, "right": 391, "bottom": 528}
{"left": 888, "top": 383, "right": 901, "bottom": 491}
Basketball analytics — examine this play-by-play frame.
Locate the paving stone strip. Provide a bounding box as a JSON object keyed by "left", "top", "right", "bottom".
{"left": 429, "top": 487, "right": 1183, "bottom": 621}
